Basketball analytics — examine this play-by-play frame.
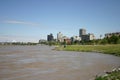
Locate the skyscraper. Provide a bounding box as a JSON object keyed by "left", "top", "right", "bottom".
{"left": 79, "top": 28, "right": 86, "bottom": 37}
{"left": 47, "top": 33, "right": 54, "bottom": 41}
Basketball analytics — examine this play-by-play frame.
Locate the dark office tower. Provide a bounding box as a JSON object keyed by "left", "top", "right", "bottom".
{"left": 47, "top": 33, "right": 54, "bottom": 41}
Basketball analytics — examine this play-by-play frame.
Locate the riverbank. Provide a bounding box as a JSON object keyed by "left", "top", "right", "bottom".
{"left": 95, "top": 67, "right": 120, "bottom": 80}
{"left": 55, "top": 44, "right": 120, "bottom": 56}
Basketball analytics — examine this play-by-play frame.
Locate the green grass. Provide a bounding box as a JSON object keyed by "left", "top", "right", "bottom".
{"left": 95, "top": 70, "right": 120, "bottom": 80}
{"left": 55, "top": 44, "right": 120, "bottom": 56}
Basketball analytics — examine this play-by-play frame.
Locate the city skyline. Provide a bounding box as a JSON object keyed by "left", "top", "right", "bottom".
{"left": 0, "top": 0, "right": 120, "bottom": 42}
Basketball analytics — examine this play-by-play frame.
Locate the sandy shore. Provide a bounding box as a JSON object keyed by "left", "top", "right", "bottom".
{"left": 0, "top": 45, "right": 120, "bottom": 80}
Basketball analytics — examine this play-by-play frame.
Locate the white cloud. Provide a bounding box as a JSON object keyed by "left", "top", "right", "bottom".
{"left": 3, "top": 20, "right": 40, "bottom": 26}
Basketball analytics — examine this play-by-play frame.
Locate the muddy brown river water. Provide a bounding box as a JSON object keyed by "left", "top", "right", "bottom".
{"left": 0, "top": 45, "right": 120, "bottom": 80}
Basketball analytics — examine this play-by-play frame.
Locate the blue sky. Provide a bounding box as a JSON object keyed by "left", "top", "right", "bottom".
{"left": 0, "top": 0, "right": 120, "bottom": 42}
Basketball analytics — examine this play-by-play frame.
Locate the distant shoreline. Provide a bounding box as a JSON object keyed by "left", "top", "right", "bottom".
{"left": 55, "top": 44, "right": 120, "bottom": 57}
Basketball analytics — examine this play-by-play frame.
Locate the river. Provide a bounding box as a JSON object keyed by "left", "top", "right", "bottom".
{"left": 0, "top": 45, "right": 120, "bottom": 80}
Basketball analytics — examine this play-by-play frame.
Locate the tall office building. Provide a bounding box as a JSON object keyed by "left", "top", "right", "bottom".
{"left": 47, "top": 33, "right": 54, "bottom": 41}
{"left": 79, "top": 28, "right": 86, "bottom": 37}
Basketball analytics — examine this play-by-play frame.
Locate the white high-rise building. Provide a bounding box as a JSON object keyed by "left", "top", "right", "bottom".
{"left": 57, "top": 32, "right": 63, "bottom": 42}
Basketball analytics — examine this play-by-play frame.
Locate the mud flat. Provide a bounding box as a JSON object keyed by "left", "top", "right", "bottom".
{"left": 0, "top": 45, "right": 120, "bottom": 80}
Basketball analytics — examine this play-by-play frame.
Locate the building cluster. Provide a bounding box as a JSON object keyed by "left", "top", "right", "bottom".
{"left": 57, "top": 32, "right": 69, "bottom": 42}
{"left": 47, "top": 28, "right": 95, "bottom": 43}
{"left": 105, "top": 32, "right": 120, "bottom": 38}
{"left": 79, "top": 29, "right": 95, "bottom": 41}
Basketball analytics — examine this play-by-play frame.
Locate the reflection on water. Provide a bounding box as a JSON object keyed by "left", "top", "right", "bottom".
{"left": 0, "top": 45, "right": 120, "bottom": 80}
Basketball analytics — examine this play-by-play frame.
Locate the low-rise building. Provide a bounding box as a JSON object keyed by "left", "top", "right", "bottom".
{"left": 81, "top": 33, "right": 95, "bottom": 41}
{"left": 71, "top": 36, "right": 81, "bottom": 42}
{"left": 39, "top": 39, "right": 47, "bottom": 43}
{"left": 105, "top": 32, "right": 120, "bottom": 38}
{"left": 88, "top": 33, "right": 95, "bottom": 40}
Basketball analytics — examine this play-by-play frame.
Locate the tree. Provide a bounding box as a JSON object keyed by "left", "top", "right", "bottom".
{"left": 108, "top": 35, "right": 119, "bottom": 44}
{"left": 100, "top": 38, "right": 108, "bottom": 44}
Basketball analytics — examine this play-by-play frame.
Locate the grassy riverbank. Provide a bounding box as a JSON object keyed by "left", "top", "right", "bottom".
{"left": 95, "top": 68, "right": 120, "bottom": 80}
{"left": 55, "top": 44, "right": 120, "bottom": 56}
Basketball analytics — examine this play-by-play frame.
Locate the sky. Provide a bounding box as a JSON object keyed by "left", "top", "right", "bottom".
{"left": 0, "top": 0, "right": 120, "bottom": 42}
